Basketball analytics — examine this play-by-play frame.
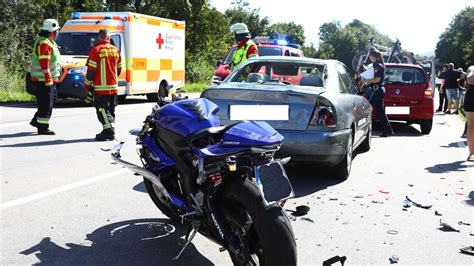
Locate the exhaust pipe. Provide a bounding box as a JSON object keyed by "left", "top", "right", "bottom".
{"left": 110, "top": 142, "right": 172, "bottom": 202}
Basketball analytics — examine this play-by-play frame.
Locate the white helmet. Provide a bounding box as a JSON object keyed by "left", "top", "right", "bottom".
{"left": 41, "top": 19, "right": 60, "bottom": 32}
{"left": 230, "top": 23, "right": 250, "bottom": 35}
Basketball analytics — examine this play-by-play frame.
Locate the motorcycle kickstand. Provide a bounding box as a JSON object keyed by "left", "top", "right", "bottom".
{"left": 173, "top": 222, "right": 200, "bottom": 260}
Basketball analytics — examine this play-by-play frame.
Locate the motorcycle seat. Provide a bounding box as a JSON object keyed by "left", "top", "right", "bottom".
{"left": 186, "top": 121, "right": 242, "bottom": 146}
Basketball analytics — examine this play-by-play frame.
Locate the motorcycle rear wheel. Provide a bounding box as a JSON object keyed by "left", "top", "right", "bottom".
{"left": 220, "top": 178, "right": 297, "bottom": 266}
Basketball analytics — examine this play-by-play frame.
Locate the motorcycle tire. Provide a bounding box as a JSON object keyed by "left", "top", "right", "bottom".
{"left": 220, "top": 178, "right": 297, "bottom": 266}
{"left": 143, "top": 177, "right": 182, "bottom": 224}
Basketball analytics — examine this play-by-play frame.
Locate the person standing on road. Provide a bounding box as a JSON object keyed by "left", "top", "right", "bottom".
{"left": 228, "top": 23, "right": 258, "bottom": 71}
{"left": 443, "top": 63, "right": 462, "bottom": 114}
{"left": 84, "top": 28, "right": 122, "bottom": 141}
{"left": 359, "top": 49, "right": 394, "bottom": 137}
{"left": 436, "top": 64, "right": 449, "bottom": 112}
{"left": 464, "top": 66, "right": 474, "bottom": 161}
{"left": 458, "top": 67, "right": 467, "bottom": 109}
{"left": 29, "top": 19, "right": 61, "bottom": 135}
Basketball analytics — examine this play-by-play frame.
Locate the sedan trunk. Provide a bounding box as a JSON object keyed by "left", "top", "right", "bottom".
{"left": 202, "top": 85, "right": 323, "bottom": 131}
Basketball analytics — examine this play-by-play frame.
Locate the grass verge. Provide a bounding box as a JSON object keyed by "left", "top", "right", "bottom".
{"left": 0, "top": 66, "right": 34, "bottom": 103}
{"left": 183, "top": 82, "right": 212, "bottom": 93}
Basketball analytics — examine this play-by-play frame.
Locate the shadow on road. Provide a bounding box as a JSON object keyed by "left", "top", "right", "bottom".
{"left": 440, "top": 141, "right": 467, "bottom": 148}
{"left": 286, "top": 164, "right": 344, "bottom": 198}
{"left": 465, "top": 191, "right": 474, "bottom": 206}
{"left": 373, "top": 121, "right": 423, "bottom": 137}
{"left": 133, "top": 181, "right": 147, "bottom": 193}
{"left": 19, "top": 218, "right": 213, "bottom": 265}
{"left": 0, "top": 138, "right": 94, "bottom": 148}
{"left": 425, "top": 160, "right": 472, "bottom": 174}
{"left": 0, "top": 132, "right": 37, "bottom": 139}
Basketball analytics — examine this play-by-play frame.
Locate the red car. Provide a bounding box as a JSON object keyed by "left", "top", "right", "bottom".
{"left": 383, "top": 63, "right": 434, "bottom": 134}
{"left": 211, "top": 38, "right": 304, "bottom": 85}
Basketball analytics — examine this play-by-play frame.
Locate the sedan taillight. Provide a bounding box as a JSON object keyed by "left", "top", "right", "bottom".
{"left": 309, "top": 98, "right": 336, "bottom": 127}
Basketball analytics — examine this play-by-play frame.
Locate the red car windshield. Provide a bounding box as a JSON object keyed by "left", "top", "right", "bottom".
{"left": 385, "top": 67, "right": 427, "bottom": 85}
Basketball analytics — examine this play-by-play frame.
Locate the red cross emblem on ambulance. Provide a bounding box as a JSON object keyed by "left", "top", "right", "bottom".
{"left": 156, "top": 33, "right": 164, "bottom": 49}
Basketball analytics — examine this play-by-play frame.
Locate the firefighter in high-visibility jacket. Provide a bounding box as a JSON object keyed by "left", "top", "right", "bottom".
{"left": 228, "top": 23, "right": 258, "bottom": 70}
{"left": 29, "top": 19, "right": 61, "bottom": 135}
{"left": 84, "top": 28, "right": 122, "bottom": 141}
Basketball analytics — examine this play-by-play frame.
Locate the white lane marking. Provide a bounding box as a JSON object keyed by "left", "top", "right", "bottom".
{"left": 0, "top": 109, "right": 150, "bottom": 129}
{"left": 0, "top": 168, "right": 129, "bottom": 211}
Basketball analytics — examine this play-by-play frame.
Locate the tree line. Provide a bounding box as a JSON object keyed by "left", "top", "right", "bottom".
{"left": 0, "top": 0, "right": 472, "bottom": 83}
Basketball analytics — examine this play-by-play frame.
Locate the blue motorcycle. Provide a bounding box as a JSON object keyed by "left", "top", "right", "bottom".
{"left": 111, "top": 98, "right": 296, "bottom": 265}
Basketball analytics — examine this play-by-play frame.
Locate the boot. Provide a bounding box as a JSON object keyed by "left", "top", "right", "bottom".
{"left": 95, "top": 129, "right": 115, "bottom": 141}
{"left": 30, "top": 120, "right": 40, "bottom": 128}
{"left": 38, "top": 128, "right": 55, "bottom": 135}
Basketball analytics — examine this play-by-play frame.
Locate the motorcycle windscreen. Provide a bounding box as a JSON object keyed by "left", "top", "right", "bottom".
{"left": 256, "top": 160, "right": 294, "bottom": 205}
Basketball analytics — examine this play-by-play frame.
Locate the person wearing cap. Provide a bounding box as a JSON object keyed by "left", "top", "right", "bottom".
{"left": 84, "top": 28, "right": 122, "bottom": 141}
{"left": 359, "top": 49, "right": 394, "bottom": 137}
{"left": 228, "top": 23, "right": 258, "bottom": 70}
{"left": 29, "top": 19, "right": 61, "bottom": 135}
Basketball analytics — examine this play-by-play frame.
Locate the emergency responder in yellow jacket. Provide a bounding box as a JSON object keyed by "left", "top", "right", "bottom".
{"left": 84, "top": 28, "right": 122, "bottom": 141}
{"left": 229, "top": 23, "right": 258, "bottom": 70}
{"left": 29, "top": 19, "right": 61, "bottom": 135}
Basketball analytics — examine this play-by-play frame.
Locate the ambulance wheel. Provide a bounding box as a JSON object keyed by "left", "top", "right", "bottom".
{"left": 147, "top": 83, "right": 167, "bottom": 106}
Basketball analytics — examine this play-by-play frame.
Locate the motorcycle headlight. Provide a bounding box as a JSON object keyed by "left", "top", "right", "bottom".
{"left": 68, "top": 67, "right": 87, "bottom": 74}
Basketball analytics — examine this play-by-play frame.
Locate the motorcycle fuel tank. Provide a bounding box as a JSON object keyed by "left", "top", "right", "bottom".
{"left": 154, "top": 98, "right": 220, "bottom": 137}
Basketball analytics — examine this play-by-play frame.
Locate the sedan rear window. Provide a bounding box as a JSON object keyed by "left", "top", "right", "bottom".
{"left": 225, "top": 61, "right": 326, "bottom": 87}
{"left": 385, "top": 67, "right": 426, "bottom": 85}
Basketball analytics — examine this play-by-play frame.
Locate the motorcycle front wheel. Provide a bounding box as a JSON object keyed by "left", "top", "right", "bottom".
{"left": 220, "top": 178, "right": 297, "bottom": 266}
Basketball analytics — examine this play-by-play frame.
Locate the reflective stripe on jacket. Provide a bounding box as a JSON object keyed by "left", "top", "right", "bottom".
{"left": 85, "top": 40, "right": 122, "bottom": 95}
{"left": 232, "top": 40, "right": 256, "bottom": 70}
{"left": 30, "top": 36, "right": 61, "bottom": 84}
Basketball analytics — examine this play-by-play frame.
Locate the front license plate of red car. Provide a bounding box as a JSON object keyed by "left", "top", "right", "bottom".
{"left": 386, "top": 106, "right": 410, "bottom": 115}
{"left": 255, "top": 161, "right": 294, "bottom": 205}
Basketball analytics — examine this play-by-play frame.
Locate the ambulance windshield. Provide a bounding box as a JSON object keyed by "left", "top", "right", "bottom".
{"left": 56, "top": 32, "right": 98, "bottom": 56}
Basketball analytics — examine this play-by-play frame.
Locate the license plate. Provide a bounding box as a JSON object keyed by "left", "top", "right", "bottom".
{"left": 386, "top": 106, "right": 410, "bottom": 115}
{"left": 230, "top": 105, "right": 289, "bottom": 121}
{"left": 255, "top": 160, "right": 294, "bottom": 205}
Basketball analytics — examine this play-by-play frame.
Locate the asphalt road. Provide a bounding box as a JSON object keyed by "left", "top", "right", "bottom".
{"left": 1, "top": 95, "right": 472, "bottom": 265}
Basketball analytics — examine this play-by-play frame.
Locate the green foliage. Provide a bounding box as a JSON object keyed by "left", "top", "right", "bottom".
{"left": 0, "top": 60, "right": 34, "bottom": 102}
{"left": 267, "top": 22, "right": 306, "bottom": 45}
{"left": 183, "top": 82, "right": 210, "bottom": 93}
{"left": 185, "top": 52, "right": 215, "bottom": 84}
{"left": 435, "top": 7, "right": 473, "bottom": 69}
{"left": 317, "top": 19, "right": 394, "bottom": 68}
{"left": 225, "top": 0, "right": 270, "bottom": 36}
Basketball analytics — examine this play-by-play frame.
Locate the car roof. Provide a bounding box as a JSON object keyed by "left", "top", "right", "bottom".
{"left": 385, "top": 63, "right": 424, "bottom": 70}
{"left": 244, "top": 56, "right": 338, "bottom": 66}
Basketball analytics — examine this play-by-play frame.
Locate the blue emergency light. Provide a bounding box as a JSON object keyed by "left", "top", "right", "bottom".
{"left": 276, "top": 39, "right": 288, "bottom": 46}
{"left": 104, "top": 13, "right": 112, "bottom": 20}
{"left": 74, "top": 75, "right": 80, "bottom": 81}
{"left": 72, "top": 12, "right": 81, "bottom": 19}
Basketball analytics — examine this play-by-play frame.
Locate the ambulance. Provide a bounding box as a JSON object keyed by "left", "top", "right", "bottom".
{"left": 26, "top": 12, "right": 185, "bottom": 103}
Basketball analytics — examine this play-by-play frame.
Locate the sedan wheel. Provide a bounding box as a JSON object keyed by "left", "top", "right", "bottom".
{"left": 333, "top": 134, "right": 353, "bottom": 179}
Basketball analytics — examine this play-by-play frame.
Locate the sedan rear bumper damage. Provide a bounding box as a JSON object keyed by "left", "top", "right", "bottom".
{"left": 276, "top": 128, "right": 351, "bottom": 166}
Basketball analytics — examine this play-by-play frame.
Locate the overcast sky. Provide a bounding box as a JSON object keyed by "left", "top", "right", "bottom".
{"left": 210, "top": 0, "right": 472, "bottom": 55}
